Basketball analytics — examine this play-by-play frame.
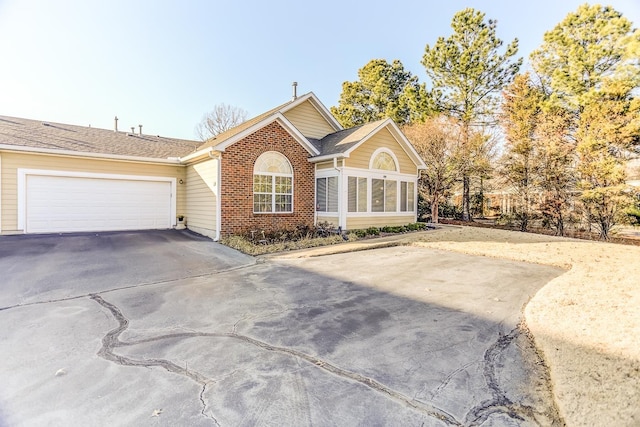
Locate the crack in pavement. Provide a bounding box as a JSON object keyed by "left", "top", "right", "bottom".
{"left": 90, "top": 294, "right": 462, "bottom": 426}
{"left": 90, "top": 294, "right": 218, "bottom": 424}
{"left": 200, "top": 384, "right": 220, "bottom": 426}
{"left": 464, "top": 323, "right": 563, "bottom": 426}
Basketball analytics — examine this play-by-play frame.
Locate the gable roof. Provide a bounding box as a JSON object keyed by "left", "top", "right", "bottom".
{"left": 0, "top": 115, "right": 199, "bottom": 160}
{"left": 311, "top": 118, "right": 427, "bottom": 169}
{"left": 196, "top": 92, "right": 341, "bottom": 154}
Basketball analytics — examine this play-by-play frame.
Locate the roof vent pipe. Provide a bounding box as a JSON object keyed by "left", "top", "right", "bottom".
{"left": 139, "top": 124, "right": 143, "bottom": 135}
{"left": 114, "top": 116, "right": 118, "bottom": 132}
{"left": 131, "top": 126, "right": 135, "bottom": 134}
{"left": 292, "top": 81, "right": 298, "bottom": 101}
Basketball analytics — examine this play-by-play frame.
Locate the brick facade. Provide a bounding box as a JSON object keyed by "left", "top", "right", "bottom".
{"left": 219, "top": 121, "right": 315, "bottom": 236}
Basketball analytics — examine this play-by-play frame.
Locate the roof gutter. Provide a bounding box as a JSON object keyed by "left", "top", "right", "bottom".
{"left": 178, "top": 146, "right": 216, "bottom": 163}
{"left": 0, "top": 144, "right": 182, "bottom": 165}
{"left": 308, "top": 153, "right": 348, "bottom": 163}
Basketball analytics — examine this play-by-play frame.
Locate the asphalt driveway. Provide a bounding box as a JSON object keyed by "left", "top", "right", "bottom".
{"left": 0, "top": 230, "right": 564, "bottom": 426}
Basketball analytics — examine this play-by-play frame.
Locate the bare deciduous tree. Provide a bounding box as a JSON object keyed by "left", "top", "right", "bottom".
{"left": 403, "top": 116, "right": 462, "bottom": 223}
{"left": 194, "top": 104, "right": 249, "bottom": 141}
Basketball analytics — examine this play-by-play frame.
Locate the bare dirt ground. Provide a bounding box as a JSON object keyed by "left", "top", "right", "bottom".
{"left": 410, "top": 226, "right": 640, "bottom": 427}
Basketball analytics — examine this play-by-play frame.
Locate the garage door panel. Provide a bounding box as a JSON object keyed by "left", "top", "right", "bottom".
{"left": 25, "top": 175, "right": 173, "bottom": 233}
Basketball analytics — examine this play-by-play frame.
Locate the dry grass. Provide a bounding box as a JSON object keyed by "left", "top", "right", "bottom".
{"left": 410, "top": 226, "right": 640, "bottom": 426}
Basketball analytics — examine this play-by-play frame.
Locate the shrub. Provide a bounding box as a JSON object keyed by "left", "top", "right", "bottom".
{"left": 365, "top": 227, "right": 380, "bottom": 236}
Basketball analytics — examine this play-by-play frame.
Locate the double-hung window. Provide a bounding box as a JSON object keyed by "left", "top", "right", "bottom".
{"left": 253, "top": 152, "right": 293, "bottom": 213}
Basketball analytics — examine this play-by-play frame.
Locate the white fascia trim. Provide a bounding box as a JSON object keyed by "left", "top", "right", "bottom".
{"left": 279, "top": 92, "right": 343, "bottom": 132}
{"left": 210, "top": 113, "right": 319, "bottom": 156}
{"left": 0, "top": 144, "right": 182, "bottom": 165}
{"left": 341, "top": 120, "right": 391, "bottom": 158}
{"left": 384, "top": 120, "right": 428, "bottom": 170}
{"left": 341, "top": 119, "right": 427, "bottom": 171}
{"left": 17, "top": 169, "right": 177, "bottom": 231}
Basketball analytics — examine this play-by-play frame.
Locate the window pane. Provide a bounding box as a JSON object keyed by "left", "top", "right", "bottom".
{"left": 372, "top": 152, "right": 397, "bottom": 171}
{"left": 358, "top": 178, "right": 367, "bottom": 212}
{"left": 275, "top": 195, "right": 292, "bottom": 212}
{"left": 254, "top": 193, "right": 272, "bottom": 212}
{"left": 254, "top": 152, "right": 292, "bottom": 174}
{"left": 372, "top": 179, "right": 384, "bottom": 212}
{"left": 407, "top": 182, "right": 415, "bottom": 211}
{"left": 348, "top": 177, "right": 357, "bottom": 212}
{"left": 327, "top": 176, "right": 338, "bottom": 212}
{"left": 400, "top": 182, "right": 408, "bottom": 212}
{"left": 316, "top": 178, "right": 327, "bottom": 212}
{"left": 275, "top": 176, "right": 292, "bottom": 194}
{"left": 253, "top": 175, "right": 271, "bottom": 193}
{"left": 385, "top": 180, "right": 397, "bottom": 212}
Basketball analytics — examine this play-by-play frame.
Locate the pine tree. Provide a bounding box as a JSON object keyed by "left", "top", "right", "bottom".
{"left": 330, "top": 59, "right": 433, "bottom": 128}
{"left": 422, "top": 8, "right": 521, "bottom": 220}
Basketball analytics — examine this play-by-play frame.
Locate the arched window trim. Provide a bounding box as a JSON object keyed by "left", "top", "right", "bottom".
{"left": 253, "top": 151, "right": 294, "bottom": 213}
{"left": 369, "top": 148, "right": 399, "bottom": 172}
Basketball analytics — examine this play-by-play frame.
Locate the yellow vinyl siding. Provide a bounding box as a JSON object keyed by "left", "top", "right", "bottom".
{"left": 283, "top": 100, "right": 335, "bottom": 139}
{"left": 345, "top": 128, "right": 417, "bottom": 175}
{"left": 346, "top": 214, "right": 415, "bottom": 230}
{"left": 315, "top": 161, "right": 334, "bottom": 170}
{"left": 0, "top": 151, "right": 185, "bottom": 234}
{"left": 185, "top": 160, "right": 217, "bottom": 237}
{"left": 316, "top": 214, "right": 338, "bottom": 227}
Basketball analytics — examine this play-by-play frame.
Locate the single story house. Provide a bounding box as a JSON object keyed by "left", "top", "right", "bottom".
{"left": 0, "top": 92, "right": 426, "bottom": 240}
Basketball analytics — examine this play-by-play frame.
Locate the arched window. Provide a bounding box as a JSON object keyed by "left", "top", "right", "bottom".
{"left": 253, "top": 152, "right": 293, "bottom": 213}
{"left": 369, "top": 149, "right": 399, "bottom": 212}
{"left": 371, "top": 151, "right": 397, "bottom": 171}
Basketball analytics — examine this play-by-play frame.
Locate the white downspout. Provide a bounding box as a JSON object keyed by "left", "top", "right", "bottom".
{"left": 209, "top": 151, "right": 222, "bottom": 241}
{"left": 334, "top": 157, "right": 346, "bottom": 230}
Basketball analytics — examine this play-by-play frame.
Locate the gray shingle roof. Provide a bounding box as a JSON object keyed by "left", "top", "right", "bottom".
{"left": 314, "top": 119, "right": 386, "bottom": 157}
{"left": 0, "top": 116, "right": 199, "bottom": 159}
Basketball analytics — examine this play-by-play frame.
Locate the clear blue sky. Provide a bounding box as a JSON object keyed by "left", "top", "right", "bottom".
{"left": 0, "top": 0, "right": 638, "bottom": 140}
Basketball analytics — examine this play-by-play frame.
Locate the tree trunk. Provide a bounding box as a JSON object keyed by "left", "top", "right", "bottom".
{"left": 462, "top": 175, "right": 471, "bottom": 221}
{"left": 431, "top": 194, "right": 440, "bottom": 223}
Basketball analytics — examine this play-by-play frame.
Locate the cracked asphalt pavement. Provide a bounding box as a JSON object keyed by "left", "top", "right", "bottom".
{"left": 0, "top": 230, "right": 565, "bottom": 426}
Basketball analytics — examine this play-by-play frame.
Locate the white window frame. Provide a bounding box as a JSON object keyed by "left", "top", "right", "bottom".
{"left": 369, "top": 148, "right": 400, "bottom": 172}
{"left": 253, "top": 152, "right": 293, "bottom": 214}
{"left": 316, "top": 176, "right": 339, "bottom": 213}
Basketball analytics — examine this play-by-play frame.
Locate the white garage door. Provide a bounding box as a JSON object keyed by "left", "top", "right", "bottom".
{"left": 25, "top": 174, "right": 173, "bottom": 233}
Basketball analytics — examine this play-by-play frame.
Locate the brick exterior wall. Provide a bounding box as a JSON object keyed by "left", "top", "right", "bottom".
{"left": 220, "top": 121, "right": 315, "bottom": 237}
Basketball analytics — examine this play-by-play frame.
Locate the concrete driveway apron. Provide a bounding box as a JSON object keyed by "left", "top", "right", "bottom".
{"left": 0, "top": 232, "right": 563, "bottom": 426}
